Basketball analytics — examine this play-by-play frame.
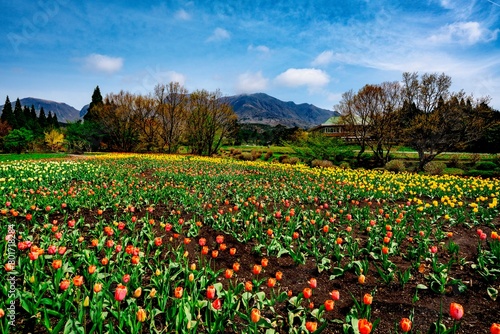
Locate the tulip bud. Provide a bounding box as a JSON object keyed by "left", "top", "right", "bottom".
{"left": 83, "top": 296, "right": 90, "bottom": 307}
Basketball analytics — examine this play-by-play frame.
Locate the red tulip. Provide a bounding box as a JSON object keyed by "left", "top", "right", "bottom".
{"left": 212, "top": 298, "right": 222, "bottom": 310}
{"left": 491, "top": 323, "right": 500, "bottom": 334}
{"left": 206, "top": 285, "right": 216, "bottom": 299}
{"left": 330, "top": 290, "right": 340, "bottom": 301}
{"left": 450, "top": 302, "right": 464, "bottom": 320}
{"left": 308, "top": 278, "right": 317, "bottom": 289}
{"left": 59, "top": 279, "right": 70, "bottom": 291}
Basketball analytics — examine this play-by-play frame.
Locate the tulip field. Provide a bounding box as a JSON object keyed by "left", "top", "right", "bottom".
{"left": 0, "top": 153, "right": 499, "bottom": 333}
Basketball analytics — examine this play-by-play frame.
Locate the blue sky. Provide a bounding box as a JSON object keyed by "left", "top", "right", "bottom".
{"left": 1, "top": 0, "right": 499, "bottom": 112}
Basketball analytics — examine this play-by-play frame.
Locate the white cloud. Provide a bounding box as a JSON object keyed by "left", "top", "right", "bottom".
{"left": 206, "top": 28, "right": 230, "bottom": 42}
{"left": 175, "top": 9, "right": 191, "bottom": 20}
{"left": 235, "top": 71, "right": 268, "bottom": 93}
{"left": 83, "top": 54, "right": 124, "bottom": 74}
{"left": 311, "top": 50, "right": 335, "bottom": 66}
{"left": 275, "top": 68, "right": 330, "bottom": 88}
{"left": 248, "top": 44, "right": 270, "bottom": 54}
{"left": 429, "top": 21, "right": 499, "bottom": 45}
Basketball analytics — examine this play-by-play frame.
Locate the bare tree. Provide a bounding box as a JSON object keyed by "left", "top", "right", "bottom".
{"left": 336, "top": 82, "right": 403, "bottom": 166}
{"left": 95, "top": 91, "right": 141, "bottom": 151}
{"left": 135, "top": 95, "right": 161, "bottom": 152}
{"left": 185, "top": 89, "right": 237, "bottom": 156}
{"left": 154, "top": 82, "right": 188, "bottom": 153}
{"left": 400, "top": 72, "right": 492, "bottom": 170}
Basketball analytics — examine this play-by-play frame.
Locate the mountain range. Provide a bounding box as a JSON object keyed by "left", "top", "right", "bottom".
{"left": 2, "top": 93, "right": 337, "bottom": 129}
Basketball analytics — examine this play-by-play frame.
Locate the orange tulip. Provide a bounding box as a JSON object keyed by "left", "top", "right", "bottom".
{"left": 305, "top": 321, "right": 318, "bottom": 332}
{"left": 133, "top": 287, "right": 142, "bottom": 298}
{"left": 232, "top": 262, "right": 240, "bottom": 272}
{"left": 73, "top": 275, "right": 84, "bottom": 287}
{"left": 303, "top": 287, "right": 312, "bottom": 299}
{"left": 174, "top": 286, "right": 183, "bottom": 298}
{"left": 206, "top": 285, "right": 216, "bottom": 299}
{"left": 261, "top": 258, "right": 268, "bottom": 267}
{"left": 93, "top": 283, "right": 102, "bottom": 293}
{"left": 450, "top": 302, "right": 464, "bottom": 320}
{"left": 52, "top": 259, "right": 62, "bottom": 270}
{"left": 211, "top": 250, "right": 219, "bottom": 258}
{"left": 224, "top": 269, "right": 234, "bottom": 279}
{"left": 267, "top": 277, "right": 276, "bottom": 288}
{"left": 252, "top": 264, "right": 262, "bottom": 275}
{"left": 136, "top": 308, "right": 147, "bottom": 322}
{"left": 250, "top": 308, "right": 261, "bottom": 323}
{"left": 245, "top": 281, "right": 253, "bottom": 292}
{"left": 363, "top": 293, "right": 373, "bottom": 305}
{"left": 358, "top": 274, "right": 366, "bottom": 284}
{"left": 400, "top": 318, "right": 412, "bottom": 332}
{"left": 229, "top": 247, "right": 237, "bottom": 256}
{"left": 358, "top": 318, "right": 372, "bottom": 334}
{"left": 115, "top": 284, "right": 127, "bottom": 301}
{"left": 275, "top": 271, "right": 283, "bottom": 281}
{"left": 324, "top": 299, "right": 335, "bottom": 311}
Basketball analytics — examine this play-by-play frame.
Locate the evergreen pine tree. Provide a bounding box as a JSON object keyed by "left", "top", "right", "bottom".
{"left": 23, "top": 105, "right": 30, "bottom": 122}
{"left": 52, "top": 112, "right": 59, "bottom": 128}
{"left": 1, "top": 96, "right": 15, "bottom": 127}
{"left": 47, "top": 111, "right": 54, "bottom": 127}
{"left": 39, "top": 107, "right": 47, "bottom": 128}
{"left": 13, "top": 98, "right": 25, "bottom": 129}
{"left": 84, "top": 85, "right": 103, "bottom": 122}
{"left": 30, "top": 105, "right": 37, "bottom": 121}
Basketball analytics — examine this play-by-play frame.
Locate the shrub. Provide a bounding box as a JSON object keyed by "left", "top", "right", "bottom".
{"left": 339, "top": 161, "right": 350, "bottom": 169}
{"left": 282, "top": 157, "right": 300, "bottom": 165}
{"left": 471, "top": 153, "right": 481, "bottom": 164}
{"left": 466, "top": 170, "right": 495, "bottom": 178}
{"left": 443, "top": 168, "right": 464, "bottom": 175}
{"left": 385, "top": 160, "right": 406, "bottom": 173}
{"left": 311, "top": 159, "right": 334, "bottom": 168}
{"left": 263, "top": 151, "right": 273, "bottom": 161}
{"left": 447, "top": 155, "right": 464, "bottom": 169}
{"left": 474, "top": 161, "right": 497, "bottom": 171}
{"left": 423, "top": 161, "right": 446, "bottom": 175}
{"left": 278, "top": 155, "right": 289, "bottom": 163}
{"left": 239, "top": 152, "right": 255, "bottom": 161}
{"left": 251, "top": 150, "right": 262, "bottom": 160}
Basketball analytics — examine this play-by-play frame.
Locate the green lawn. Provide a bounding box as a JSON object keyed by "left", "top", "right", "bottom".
{"left": 0, "top": 152, "right": 68, "bottom": 162}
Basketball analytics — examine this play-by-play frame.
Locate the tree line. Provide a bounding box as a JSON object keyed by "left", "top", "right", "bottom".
{"left": 0, "top": 96, "right": 60, "bottom": 153}
{"left": 73, "top": 83, "right": 237, "bottom": 155}
{"left": 335, "top": 72, "right": 500, "bottom": 170}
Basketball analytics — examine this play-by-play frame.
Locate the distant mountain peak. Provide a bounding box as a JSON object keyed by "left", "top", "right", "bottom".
{"left": 225, "top": 93, "right": 338, "bottom": 128}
